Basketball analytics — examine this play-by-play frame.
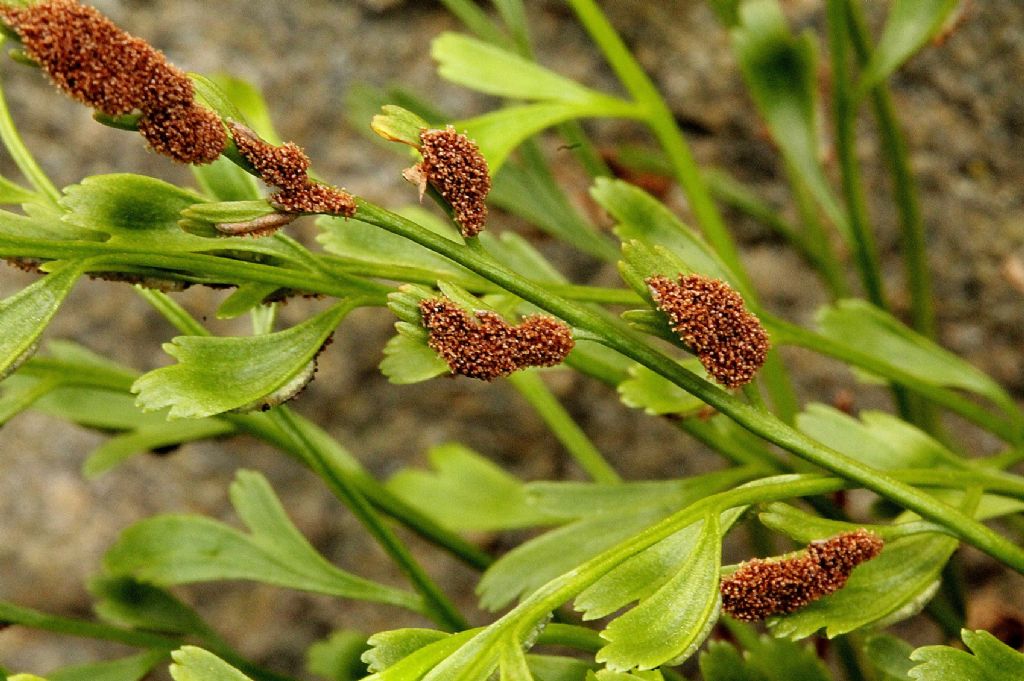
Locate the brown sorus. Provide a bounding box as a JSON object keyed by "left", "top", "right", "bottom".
{"left": 720, "top": 529, "right": 884, "bottom": 622}
{"left": 419, "top": 297, "right": 574, "bottom": 381}
{"left": 646, "top": 274, "right": 769, "bottom": 388}
{"left": 415, "top": 126, "right": 490, "bottom": 238}
{"left": 138, "top": 104, "right": 226, "bottom": 165}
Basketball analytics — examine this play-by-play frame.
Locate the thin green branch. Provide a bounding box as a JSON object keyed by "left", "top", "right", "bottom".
{"left": 508, "top": 369, "right": 621, "bottom": 483}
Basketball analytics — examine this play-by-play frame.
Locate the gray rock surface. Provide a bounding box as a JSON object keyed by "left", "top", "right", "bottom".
{"left": 1, "top": 0, "right": 1022, "bottom": 676}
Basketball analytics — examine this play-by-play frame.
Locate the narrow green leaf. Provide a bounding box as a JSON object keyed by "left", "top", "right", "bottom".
{"left": 816, "top": 299, "right": 1017, "bottom": 415}
{"left": 307, "top": 630, "right": 370, "bottom": 681}
{"left": 371, "top": 105, "right": 430, "bottom": 147}
{"left": 89, "top": 575, "right": 211, "bottom": 637}
{"left": 133, "top": 302, "right": 352, "bottom": 418}
{"left": 216, "top": 283, "right": 282, "bottom": 319}
{"left": 386, "top": 443, "right": 565, "bottom": 532}
{"left": 864, "top": 633, "right": 915, "bottom": 681}
{"left": 9, "top": 676, "right": 49, "bottom": 681}
{"left": 83, "top": 419, "right": 234, "bottom": 478}
{"left": 104, "top": 470, "right": 422, "bottom": 611}
{"left": 910, "top": 629, "right": 1024, "bottom": 681}
{"left": 432, "top": 32, "right": 626, "bottom": 105}
{"left": 858, "top": 0, "right": 960, "bottom": 95}
{"left": 596, "top": 514, "right": 722, "bottom": 670}
{"left": 0, "top": 174, "right": 38, "bottom": 204}
{"left": 169, "top": 647, "right": 252, "bottom": 681}
{"left": 499, "top": 643, "right": 534, "bottom": 681}
{"left": 0, "top": 262, "right": 83, "bottom": 379}
{"left": 48, "top": 651, "right": 167, "bottom": 681}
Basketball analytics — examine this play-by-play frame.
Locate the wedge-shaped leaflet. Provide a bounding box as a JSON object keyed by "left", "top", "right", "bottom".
{"left": 595, "top": 515, "right": 722, "bottom": 671}
{"left": 104, "top": 470, "right": 422, "bottom": 612}
{"left": 381, "top": 285, "right": 453, "bottom": 385}
{"left": 909, "top": 629, "right": 1024, "bottom": 681}
{"left": 0, "top": 262, "right": 83, "bottom": 380}
{"left": 732, "top": 1, "right": 845, "bottom": 236}
{"left": 592, "top": 179, "right": 739, "bottom": 290}
{"left": 796, "top": 403, "right": 960, "bottom": 470}
{"left": 47, "top": 651, "right": 167, "bottom": 681}
{"left": 858, "top": 1, "right": 961, "bottom": 95}
{"left": 699, "top": 636, "right": 830, "bottom": 681}
{"left": 362, "top": 629, "right": 479, "bottom": 680}
{"left": 386, "top": 444, "right": 566, "bottom": 532}
{"left": 169, "top": 647, "right": 250, "bottom": 681}
{"left": 133, "top": 302, "right": 351, "bottom": 418}
{"left": 816, "top": 299, "right": 1018, "bottom": 417}
{"left": 617, "top": 360, "right": 708, "bottom": 416}
{"left": 760, "top": 506, "right": 957, "bottom": 638}
{"left": 432, "top": 33, "right": 625, "bottom": 105}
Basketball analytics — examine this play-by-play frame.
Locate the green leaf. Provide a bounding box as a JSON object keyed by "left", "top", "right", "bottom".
{"left": 595, "top": 514, "right": 722, "bottom": 670}
{"left": 307, "top": 630, "right": 370, "bottom": 681}
{"left": 592, "top": 178, "right": 739, "bottom": 290}
{"left": 169, "top": 647, "right": 251, "bottom": 681}
{"left": 0, "top": 262, "right": 83, "bottom": 380}
{"left": 699, "top": 636, "right": 830, "bottom": 681}
{"left": 363, "top": 629, "right": 452, "bottom": 674}
{"left": 766, "top": 530, "right": 957, "bottom": 639}
{"left": 89, "top": 575, "right": 211, "bottom": 637}
{"left": 432, "top": 33, "right": 628, "bottom": 106}
{"left": 575, "top": 509, "right": 743, "bottom": 621}
{"left": 617, "top": 360, "right": 708, "bottom": 415}
{"left": 477, "top": 231, "right": 566, "bottom": 284}
{"left": 499, "top": 642, "right": 534, "bottom": 681}
{"left": 731, "top": 0, "right": 846, "bottom": 237}
{"left": 816, "top": 299, "right": 1017, "bottom": 415}
{"left": 864, "top": 633, "right": 915, "bottom": 681}
{"left": 216, "top": 283, "right": 282, "bottom": 319}
{"left": 458, "top": 101, "right": 637, "bottom": 173}
{"left": 104, "top": 470, "right": 422, "bottom": 611}
{"left": 527, "top": 656, "right": 593, "bottom": 681}
{"left": 362, "top": 629, "right": 478, "bottom": 679}
{"left": 133, "top": 302, "right": 351, "bottom": 418}
{"left": 48, "top": 651, "right": 166, "bottom": 681}
{"left": 0, "top": 174, "right": 38, "bottom": 204}
{"left": 371, "top": 105, "right": 430, "bottom": 147}
{"left": 858, "top": 1, "right": 960, "bottom": 95}
{"left": 796, "top": 403, "right": 958, "bottom": 470}
{"left": 9, "top": 676, "right": 49, "bottom": 681}
{"left": 909, "top": 629, "right": 1024, "bottom": 681}
{"left": 380, "top": 328, "right": 450, "bottom": 385}
{"left": 84, "top": 418, "right": 234, "bottom": 478}
{"left": 192, "top": 156, "right": 261, "bottom": 202}
{"left": 386, "top": 443, "right": 565, "bottom": 532}
{"left": 203, "top": 73, "right": 282, "bottom": 143}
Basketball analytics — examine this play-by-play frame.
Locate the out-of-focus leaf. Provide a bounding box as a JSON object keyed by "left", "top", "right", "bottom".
{"left": 617, "top": 360, "right": 708, "bottom": 415}
{"left": 371, "top": 105, "right": 431, "bottom": 147}
{"left": 307, "top": 630, "right": 370, "bottom": 681}
{"left": 47, "top": 651, "right": 166, "bottom": 681}
{"left": 89, "top": 576, "right": 210, "bottom": 637}
{"left": 133, "top": 302, "right": 351, "bottom": 418}
{"left": 816, "top": 299, "right": 1018, "bottom": 416}
{"left": 909, "top": 629, "right": 1024, "bottom": 681}
{"left": 858, "top": 0, "right": 961, "bottom": 95}
{"left": 83, "top": 419, "right": 233, "bottom": 477}
{"left": 0, "top": 174, "right": 38, "bottom": 204}
{"left": 386, "top": 443, "right": 566, "bottom": 532}
{"left": 699, "top": 636, "right": 830, "bottom": 681}
{"left": 169, "top": 647, "right": 251, "bottom": 681}
{"left": 864, "top": 633, "right": 915, "bottom": 681}
{"left": 192, "top": 156, "right": 260, "bottom": 202}
{"left": 216, "top": 283, "right": 281, "bottom": 319}
{"left": 595, "top": 515, "right": 721, "bottom": 670}
{"left": 104, "top": 470, "right": 422, "bottom": 612}
{"left": 0, "top": 262, "right": 83, "bottom": 380}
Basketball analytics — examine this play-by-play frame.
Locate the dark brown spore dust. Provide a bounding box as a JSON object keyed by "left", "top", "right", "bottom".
{"left": 720, "top": 529, "right": 884, "bottom": 622}
{"left": 230, "top": 122, "right": 356, "bottom": 217}
{"left": 646, "top": 274, "right": 769, "bottom": 388}
{"left": 419, "top": 297, "right": 574, "bottom": 381}
{"left": 417, "top": 126, "right": 490, "bottom": 237}
{"left": 0, "top": 0, "right": 225, "bottom": 164}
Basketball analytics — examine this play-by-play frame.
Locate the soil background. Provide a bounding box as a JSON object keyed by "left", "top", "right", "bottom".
{"left": 1, "top": 0, "right": 1023, "bottom": 677}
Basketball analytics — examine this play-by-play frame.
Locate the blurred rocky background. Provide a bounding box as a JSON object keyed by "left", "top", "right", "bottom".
{"left": 1, "top": 0, "right": 1022, "bottom": 677}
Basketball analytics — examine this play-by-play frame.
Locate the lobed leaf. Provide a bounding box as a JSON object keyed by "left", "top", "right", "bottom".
{"left": 595, "top": 514, "right": 722, "bottom": 670}
{"left": 133, "top": 302, "right": 351, "bottom": 418}
{"left": 909, "top": 629, "right": 1024, "bottom": 681}
{"left": 169, "top": 647, "right": 251, "bottom": 681}
{"left": 104, "top": 470, "right": 422, "bottom": 611}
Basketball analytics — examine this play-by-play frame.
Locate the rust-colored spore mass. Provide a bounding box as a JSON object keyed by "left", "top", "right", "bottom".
{"left": 418, "top": 126, "right": 490, "bottom": 237}
{"left": 646, "top": 274, "right": 769, "bottom": 388}
{"left": 720, "top": 529, "right": 884, "bottom": 622}
{"left": 230, "top": 122, "right": 355, "bottom": 217}
{"left": 419, "top": 297, "right": 574, "bottom": 381}
{"left": 0, "top": 0, "right": 225, "bottom": 165}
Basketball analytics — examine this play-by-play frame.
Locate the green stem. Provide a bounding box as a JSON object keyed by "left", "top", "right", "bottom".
{"left": 846, "top": 0, "right": 936, "bottom": 339}
{"left": 0, "top": 601, "right": 177, "bottom": 650}
{"left": 508, "top": 370, "right": 621, "bottom": 483}
{"left": 353, "top": 199, "right": 1024, "bottom": 572}
{"left": 0, "top": 71, "right": 60, "bottom": 205}
{"left": 826, "top": 0, "right": 888, "bottom": 310}
{"left": 268, "top": 407, "right": 469, "bottom": 631}
{"left": 783, "top": 160, "right": 849, "bottom": 300}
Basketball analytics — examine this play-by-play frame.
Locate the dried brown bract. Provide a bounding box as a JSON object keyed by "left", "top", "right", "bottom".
{"left": 646, "top": 274, "right": 769, "bottom": 388}
{"left": 419, "top": 297, "right": 574, "bottom": 381}
{"left": 0, "top": 0, "right": 225, "bottom": 164}
{"left": 720, "top": 529, "right": 884, "bottom": 622}
{"left": 230, "top": 122, "right": 356, "bottom": 218}
{"left": 410, "top": 126, "right": 490, "bottom": 238}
